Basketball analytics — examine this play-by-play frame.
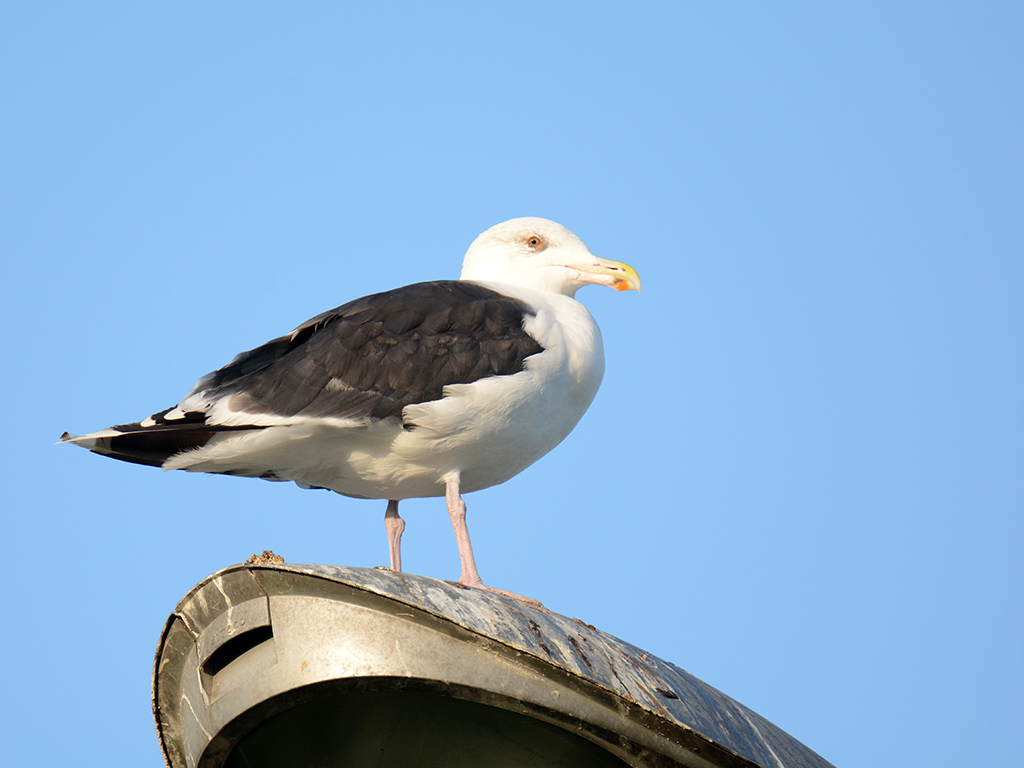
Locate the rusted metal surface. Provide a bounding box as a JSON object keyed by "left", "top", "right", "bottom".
{"left": 154, "top": 563, "right": 835, "bottom": 768}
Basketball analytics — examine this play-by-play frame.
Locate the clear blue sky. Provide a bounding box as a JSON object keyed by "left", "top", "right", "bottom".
{"left": 3, "top": 4, "right": 1021, "bottom": 766}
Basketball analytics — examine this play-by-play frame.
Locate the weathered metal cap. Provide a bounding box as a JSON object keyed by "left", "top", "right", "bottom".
{"left": 153, "top": 563, "right": 834, "bottom": 768}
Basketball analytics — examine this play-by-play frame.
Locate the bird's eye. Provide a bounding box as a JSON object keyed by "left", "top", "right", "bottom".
{"left": 525, "top": 235, "right": 545, "bottom": 249}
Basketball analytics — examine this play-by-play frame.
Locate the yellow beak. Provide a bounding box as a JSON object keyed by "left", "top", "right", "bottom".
{"left": 571, "top": 258, "right": 642, "bottom": 292}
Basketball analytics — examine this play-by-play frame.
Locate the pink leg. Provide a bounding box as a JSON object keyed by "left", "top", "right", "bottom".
{"left": 445, "top": 476, "right": 483, "bottom": 587}
{"left": 444, "top": 476, "right": 541, "bottom": 605}
{"left": 384, "top": 500, "right": 405, "bottom": 572}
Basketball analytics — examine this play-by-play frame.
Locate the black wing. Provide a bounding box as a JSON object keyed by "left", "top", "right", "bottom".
{"left": 63, "top": 281, "right": 545, "bottom": 469}
{"left": 190, "top": 280, "right": 544, "bottom": 423}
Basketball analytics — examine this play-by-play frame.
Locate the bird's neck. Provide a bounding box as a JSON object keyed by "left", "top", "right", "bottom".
{"left": 458, "top": 266, "right": 580, "bottom": 297}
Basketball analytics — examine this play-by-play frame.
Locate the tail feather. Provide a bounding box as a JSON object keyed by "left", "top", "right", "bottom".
{"left": 60, "top": 421, "right": 245, "bottom": 468}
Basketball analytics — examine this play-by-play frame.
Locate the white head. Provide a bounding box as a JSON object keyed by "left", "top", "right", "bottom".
{"left": 460, "top": 217, "right": 641, "bottom": 297}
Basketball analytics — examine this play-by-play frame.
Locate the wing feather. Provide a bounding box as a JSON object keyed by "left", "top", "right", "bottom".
{"left": 182, "top": 280, "right": 545, "bottom": 426}
{"left": 65, "top": 281, "right": 545, "bottom": 467}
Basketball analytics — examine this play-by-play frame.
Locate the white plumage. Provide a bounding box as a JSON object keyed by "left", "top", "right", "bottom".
{"left": 64, "top": 217, "right": 641, "bottom": 598}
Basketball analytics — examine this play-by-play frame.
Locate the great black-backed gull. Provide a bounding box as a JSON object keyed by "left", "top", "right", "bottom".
{"left": 62, "top": 217, "right": 641, "bottom": 598}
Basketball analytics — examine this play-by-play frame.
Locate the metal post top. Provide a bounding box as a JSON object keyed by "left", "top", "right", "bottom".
{"left": 154, "top": 562, "right": 835, "bottom": 768}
